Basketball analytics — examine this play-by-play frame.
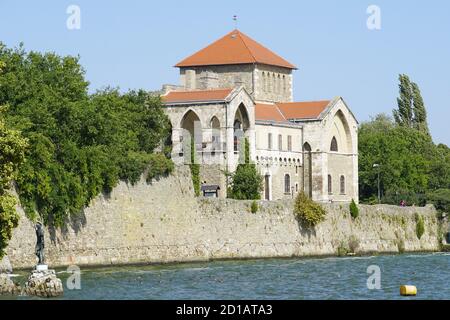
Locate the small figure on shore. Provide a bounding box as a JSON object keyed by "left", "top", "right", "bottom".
{"left": 35, "top": 222, "right": 45, "bottom": 265}
{"left": 400, "top": 200, "right": 406, "bottom": 207}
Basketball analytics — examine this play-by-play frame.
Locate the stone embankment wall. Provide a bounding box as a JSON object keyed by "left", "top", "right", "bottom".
{"left": 6, "top": 166, "right": 443, "bottom": 269}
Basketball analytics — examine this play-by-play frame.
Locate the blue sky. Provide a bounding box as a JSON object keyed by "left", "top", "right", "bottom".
{"left": 1, "top": 0, "right": 449, "bottom": 144}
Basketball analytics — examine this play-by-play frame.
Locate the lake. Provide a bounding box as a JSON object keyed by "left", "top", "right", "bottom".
{"left": 3, "top": 253, "right": 449, "bottom": 300}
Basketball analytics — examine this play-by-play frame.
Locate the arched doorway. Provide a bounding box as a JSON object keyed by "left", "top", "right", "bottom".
{"left": 180, "top": 110, "right": 202, "bottom": 163}
{"left": 210, "top": 116, "right": 221, "bottom": 153}
{"left": 234, "top": 103, "right": 250, "bottom": 160}
{"left": 303, "top": 142, "right": 312, "bottom": 198}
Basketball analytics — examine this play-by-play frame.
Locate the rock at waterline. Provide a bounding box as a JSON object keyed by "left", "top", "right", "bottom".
{"left": 24, "top": 269, "right": 64, "bottom": 298}
{"left": 0, "top": 256, "right": 12, "bottom": 274}
{"left": 0, "top": 274, "right": 21, "bottom": 295}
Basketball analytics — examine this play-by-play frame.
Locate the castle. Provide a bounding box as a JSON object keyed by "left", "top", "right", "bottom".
{"left": 162, "top": 30, "right": 358, "bottom": 202}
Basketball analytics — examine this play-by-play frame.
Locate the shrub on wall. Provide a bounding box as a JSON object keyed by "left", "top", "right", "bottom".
{"left": 251, "top": 200, "right": 258, "bottom": 214}
{"left": 349, "top": 199, "right": 359, "bottom": 219}
{"left": 146, "top": 153, "right": 174, "bottom": 182}
{"left": 293, "top": 192, "right": 326, "bottom": 228}
{"left": 415, "top": 213, "right": 425, "bottom": 239}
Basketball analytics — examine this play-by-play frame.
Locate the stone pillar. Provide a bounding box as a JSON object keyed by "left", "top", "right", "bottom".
{"left": 171, "top": 127, "right": 183, "bottom": 165}
{"left": 226, "top": 125, "right": 235, "bottom": 172}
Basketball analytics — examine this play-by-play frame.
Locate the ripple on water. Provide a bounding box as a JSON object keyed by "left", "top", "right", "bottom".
{"left": 6, "top": 253, "right": 450, "bottom": 300}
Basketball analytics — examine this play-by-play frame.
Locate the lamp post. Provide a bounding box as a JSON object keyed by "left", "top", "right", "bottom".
{"left": 373, "top": 163, "right": 381, "bottom": 204}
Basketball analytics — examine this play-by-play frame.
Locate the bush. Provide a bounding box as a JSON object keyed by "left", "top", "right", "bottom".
{"left": 293, "top": 192, "right": 326, "bottom": 228}
{"left": 228, "top": 139, "right": 263, "bottom": 200}
{"left": 427, "top": 189, "right": 450, "bottom": 214}
{"left": 146, "top": 153, "right": 174, "bottom": 182}
{"left": 251, "top": 200, "right": 258, "bottom": 214}
{"left": 349, "top": 199, "right": 359, "bottom": 219}
{"left": 415, "top": 213, "right": 425, "bottom": 239}
{"left": 228, "top": 164, "right": 263, "bottom": 200}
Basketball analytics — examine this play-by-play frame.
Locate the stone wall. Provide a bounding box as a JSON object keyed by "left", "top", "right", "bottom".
{"left": 6, "top": 166, "right": 443, "bottom": 270}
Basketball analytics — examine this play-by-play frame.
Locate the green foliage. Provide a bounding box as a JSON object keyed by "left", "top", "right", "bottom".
{"left": 146, "top": 153, "right": 174, "bottom": 182}
{"left": 415, "top": 213, "right": 425, "bottom": 239}
{"left": 0, "top": 43, "right": 173, "bottom": 227}
{"left": 427, "top": 189, "right": 450, "bottom": 214}
{"left": 0, "top": 106, "right": 28, "bottom": 258}
{"left": 393, "top": 74, "right": 429, "bottom": 134}
{"left": 251, "top": 200, "right": 258, "bottom": 214}
{"left": 349, "top": 199, "right": 359, "bottom": 219}
{"left": 293, "top": 192, "right": 326, "bottom": 228}
{"left": 381, "top": 189, "right": 427, "bottom": 207}
{"left": 228, "top": 138, "right": 263, "bottom": 200}
{"left": 358, "top": 113, "right": 448, "bottom": 204}
{"left": 228, "top": 163, "right": 263, "bottom": 200}
{"left": 189, "top": 137, "right": 201, "bottom": 197}
{"left": 244, "top": 138, "right": 250, "bottom": 164}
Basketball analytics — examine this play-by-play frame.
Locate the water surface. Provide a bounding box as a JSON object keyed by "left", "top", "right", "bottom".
{"left": 4, "top": 253, "right": 450, "bottom": 300}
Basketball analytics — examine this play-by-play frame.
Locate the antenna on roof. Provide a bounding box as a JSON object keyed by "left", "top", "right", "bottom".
{"left": 233, "top": 15, "right": 238, "bottom": 30}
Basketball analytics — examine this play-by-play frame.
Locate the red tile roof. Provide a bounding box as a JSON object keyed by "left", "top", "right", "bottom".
{"left": 255, "top": 101, "right": 331, "bottom": 122}
{"left": 175, "top": 30, "right": 296, "bottom": 69}
{"left": 276, "top": 101, "right": 331, "bottom": 120}
{"left": 255, "top": 103, "right": 287, "bottom": 122}
{"left": 162, "top": 89, "right": 233, "bottom": 104}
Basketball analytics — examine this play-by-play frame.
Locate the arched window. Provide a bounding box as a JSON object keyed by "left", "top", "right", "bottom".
{"left": 278, "top": 134, "right": 283, "bottom": 151}
{"left": 330, "top": 137, "right": 338, "bottom": 152}
{"left": 328, "top": 175, "right": 332, "bottom": 194}
{"left": 268, "top": 133, "right": 273, "bottom": 150}
{"left": 282, "top": 75, "right": 286, "bottom": 93}
{"left": 284, "top": 174, "right": 291, "bottom": 194}
{"left": 340, "top": 176, "right": 346, "bottom": 194}
{"left": 303, "top": 142, "right": 312, "bottom": 152}
{"left": 210, "top": 116, "right": 220, "bottom": 152}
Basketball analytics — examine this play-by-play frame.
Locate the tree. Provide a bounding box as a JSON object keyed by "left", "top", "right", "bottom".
{"left": 393, "top": 74, "right": 414, "bottom": 128}
{"left": 359, "top": 114, "right": 436, "bottom": 202}
{"left": 228, "top": 138, "right": 263, "bottom": 200}
{"left": 393, "top": 74, "right": 429, "bottom": 135}
{"left": 411, "top": 82, "right": 429, "bottom": 135}
{"left": 0, "top": 106, "right": 28, "bottom": 258}
{"left": 0, "top": 43, "right": 173, "bottom": 226}
{"left": 359, "top": 113, "right": 449, "bottom": 205}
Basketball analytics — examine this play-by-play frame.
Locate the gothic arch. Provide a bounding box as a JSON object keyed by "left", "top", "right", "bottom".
{"left": 210, "top": 116, "right": 221, "bottom": 151}
{"left": 330, "top": 109, "right": 352, "bottom": 153}
{"left": 303, "top": 142, "right": 312, "bottom": 198}
{"left": 180, "top": 109, "right": 202, "bottom": 154}
{"left": 330, "top": 136, "right": 338, "bottom": 152}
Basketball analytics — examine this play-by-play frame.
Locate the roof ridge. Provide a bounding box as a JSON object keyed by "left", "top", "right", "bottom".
{"left": 236, "top": 30, "right": 258, "bottom": 64}
{"left": 273, "top": 103, "right": 288, "bottom": 121}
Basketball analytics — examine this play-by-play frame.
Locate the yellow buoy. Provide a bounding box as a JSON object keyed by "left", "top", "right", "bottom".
{"left": 400, "top": 285, "right": 417, "bottom": 296}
